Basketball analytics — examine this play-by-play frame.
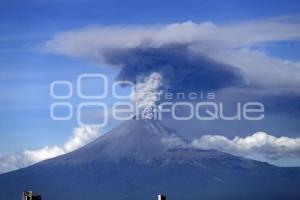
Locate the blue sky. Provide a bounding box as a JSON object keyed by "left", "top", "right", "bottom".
{"left": 0, "top": 0, "right": 300, "bottom": 169}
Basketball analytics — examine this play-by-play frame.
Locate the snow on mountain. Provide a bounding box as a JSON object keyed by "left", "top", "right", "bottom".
{"left": 1, "top": 119, "right": 300, "bottom": 200}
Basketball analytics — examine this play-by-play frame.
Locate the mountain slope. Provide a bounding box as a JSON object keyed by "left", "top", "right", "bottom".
{"left": 1, "top": 119, "right": 300, "bottom": 200}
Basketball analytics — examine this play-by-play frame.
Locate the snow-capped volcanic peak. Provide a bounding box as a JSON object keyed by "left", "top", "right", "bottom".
{"left": 2, "top": 119, "right": 300, "bottom": 200}
{"left": 49, "top": 119, "right": 185, "bottom": 165}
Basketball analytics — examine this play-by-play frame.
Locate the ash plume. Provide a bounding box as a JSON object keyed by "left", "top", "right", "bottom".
{"left": 134, "top": 72, "right": 163, "bottom": 119}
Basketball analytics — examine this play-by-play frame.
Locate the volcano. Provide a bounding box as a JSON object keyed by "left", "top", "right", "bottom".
{"left": 1, "top": 119, "right": 300, "bottom": 200}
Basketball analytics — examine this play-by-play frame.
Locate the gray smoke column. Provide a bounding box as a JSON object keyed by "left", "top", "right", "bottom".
{"left": 133, "top": 72, "right": 163, "bottom": 119}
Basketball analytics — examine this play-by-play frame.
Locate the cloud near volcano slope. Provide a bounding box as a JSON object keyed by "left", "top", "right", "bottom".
{"left": 0, "top": 126, "right": 101, "bottom": 174}
{"left": 162, "top": 132, "right": 300, "bottom": 166}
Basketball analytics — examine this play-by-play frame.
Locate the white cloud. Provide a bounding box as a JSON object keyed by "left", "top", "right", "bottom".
{"left": 0, "top": 126, "right": 101, "bottom": 174}
{"left": 191, "top": 132, "right": 300, "bottom": 160}
{"left": 63, "top": 126, "right": 100, "bottom": 152}
{"left": 43, "top": 16, "right": 300, "bottom": 89}
{"left": 161, "top": 132, "right": 300, "bottom": 166}
{"left": 44, "top": 17, "right": 300, "bottom": 56}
